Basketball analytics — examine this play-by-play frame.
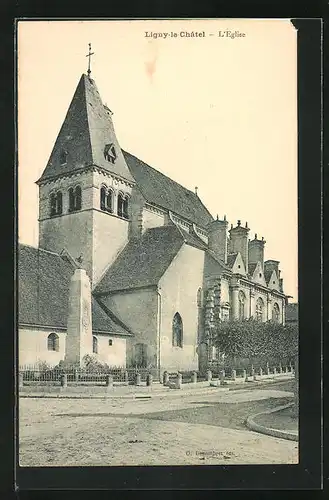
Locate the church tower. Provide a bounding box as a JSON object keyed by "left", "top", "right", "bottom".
{"left": 36, "top": 55, "right": 135, "bottom": 287}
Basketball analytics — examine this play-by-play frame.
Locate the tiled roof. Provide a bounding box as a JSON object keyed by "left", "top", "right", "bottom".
{"left": 18, "top": 244, "right": 131, "bottom": 335}
{"left": 38, "top": 74, "right": 134, "bottom": 184}
{"left": 122, "top": 150, "right": 213, "bottom": 229}
{"left": 227, "top": 253, "right": 238, "bottom": 269}
{"left": 94, "top": 225, "right": 186, "bottom": 294}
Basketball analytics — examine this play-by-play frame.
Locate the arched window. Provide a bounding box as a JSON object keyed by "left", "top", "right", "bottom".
{"left": 106, "top": 189, "right": 113, "bottom": 212}
{"left": 69, "top": 187, "right": 75, "bottom": 212}
{"left": 56, "top": 191, "right": 63, "bottom": 214}
{"left": 47, "top": 333, "right": 59, "bottom": 352}
{"left": 50, "top": 192, "right": 57, "bottom": 216}
{"left": 117, "top": 192, "right": 124, "bottom": 217}
{"left": 75, "top": 186, "right": 82, "bottom": 211}
{"left": 273, "top": 303, "right": 280, "bottom": 323}
{"left": 239, "top": 290, "right": 246, "bottom": 320}
{"left": 100, "top": 186, "right": 107, "bottom": 211}
{"left": 50, "top": 191, "right": 63, "bottom": 216}
{"left": 255, "top": 297, "right": 265, "bottom": 322}
{"left": 197, "top": 287, "right": 203, "bottom": 308}
{"left": 172, "top": 312, "right": 183, "bottom": 348}
{"left": 100, "top": 186, "right": 113, "bottom": 213}
{"left": 69, "top": 186, "right": 82, "bottom": 212}
{"left": 92, "top": 336, "right": 98, "bottom": 354}
{"left": 122, "top": 195, "right": 129, "bottom": 219}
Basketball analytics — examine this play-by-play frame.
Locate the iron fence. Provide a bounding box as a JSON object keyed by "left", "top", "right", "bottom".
{"left": 19, "top": 365, "right": 161, "bottom": 384}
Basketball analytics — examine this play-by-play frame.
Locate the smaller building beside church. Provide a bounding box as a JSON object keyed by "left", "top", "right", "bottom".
{"left": 18, "top": 66, "right": 291, "bottom": 375}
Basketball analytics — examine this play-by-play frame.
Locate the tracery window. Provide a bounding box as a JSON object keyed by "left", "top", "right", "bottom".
{"left": 273, "top": 302, "right": 280, "bottom": 323}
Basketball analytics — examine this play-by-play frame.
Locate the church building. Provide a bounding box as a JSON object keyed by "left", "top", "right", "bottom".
{"left": 18, "top": 69, "right": 289, "bottom": 374}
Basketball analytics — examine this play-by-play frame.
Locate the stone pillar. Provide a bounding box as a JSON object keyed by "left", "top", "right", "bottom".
{"left": 192, "top": 371, "right": 197, "bottom": 384}
{"left": 65, "top": 268, "right": 93, "bottom": 366}
{"left": 249, "top": 290, "right": 255, "bottom": 319}
{"left": 146, "top": 373, "right": 153, "bottom": 386}
{"left": 176, "top": 373, "right": 182, "bottom": 389}
{"left": 105, "top": 375, "right": 113, "bottom": 387}
{"left": 162, "top": 371, "right": 169, "bottom": 385}
{"left": 135, "top": 372, "right": 141, "bottom": 385}
{"left": 206, "top": 369, "right": 212, "bottom": 382}
{"left": 19, "top": 372, "right": 23, "bottom": 389}
{"left": 231, "top": 285, "right": 240, "bottom": 320}
{"left": 61, "top": 374, "right": 67, "bottom": 387}
{"left": 231, "top": 369, "right": 236, "bottom": 381}
{"left": 267, "top": 294, "right": 272, "bottom": 322}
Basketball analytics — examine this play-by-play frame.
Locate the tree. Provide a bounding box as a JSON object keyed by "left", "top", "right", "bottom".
{"left": 213, "top": 319, "right": 298, "bottom": 368}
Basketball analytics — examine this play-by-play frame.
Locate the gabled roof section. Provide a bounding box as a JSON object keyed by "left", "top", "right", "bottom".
{"left": 264, "top": 269, "right": 280, "bottom": 291}
{"left": 176, "top": 226, "right": 208, "bottom": 251}
{"left": 227, "top": 253, "right": 238, "bottom": 269}
{"left": 122, "top": 150, "right": 213, "bottom": 229}
{"left": 94, "top": 225, "right": 187, "bottom": 295}
{"left": 248, "top": 260, "right": 267, "bottom": 286}
{"left": 18, "top": 244, "right": 131, "bottom": 335}
{"left": 38, "top": 74, "right": 134, "bottom": 184}
{"left": 248, "top": 263, "right": 258, "bottom": 276}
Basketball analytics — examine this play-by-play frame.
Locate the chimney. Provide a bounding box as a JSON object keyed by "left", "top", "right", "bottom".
{"left": 249, "top": 234, "right": 266, "bottom": 268}
{"left": 264, "top": 259, "right": 280, "bottom": 276}
{"left": 228, "top": 220, "right": 250, "bottom": 269}
{"left": 208, "top": 215, "right": 228, "bottom": 263}
{"left": 65, "top": 268, "right": 93, "bottom": 365}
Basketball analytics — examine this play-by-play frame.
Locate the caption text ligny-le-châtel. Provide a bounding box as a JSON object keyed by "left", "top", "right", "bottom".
{"left": 145, "top": 30, "right": 246, "bottom": 40}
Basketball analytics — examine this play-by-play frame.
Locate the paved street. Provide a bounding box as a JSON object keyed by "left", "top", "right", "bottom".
{"left": 19, "top": 380, "right": 298, "bottom": 466}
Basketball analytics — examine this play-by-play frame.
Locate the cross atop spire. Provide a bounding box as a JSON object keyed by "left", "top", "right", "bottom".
{"left": 86, "top": 43, "right": 94, "bottom": 78}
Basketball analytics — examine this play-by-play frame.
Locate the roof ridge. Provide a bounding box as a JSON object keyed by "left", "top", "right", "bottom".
{"left": 19, "top": 243, "right": 61, "bottom": 258}
{"left": 123, "top": 150, "right": 204, "bottom": 198}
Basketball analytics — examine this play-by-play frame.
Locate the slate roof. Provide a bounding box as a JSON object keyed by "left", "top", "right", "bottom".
{"left": 38, "top": 74, "right": 134, "bottom": 184}
{"left": 18, "top": 244, "right": 131, "bottom": 334}
{"left": 122, "top": 150, "right": 213, "bottom": 229}
{"left": 227, "top": 253, "right": 238, "bottom": 269}
{"left": 94, "top": 225, "right": 186, "bottom": 294}
{"left": 264, "top": 270, "right": 273, "bottom": 285}
{"left": 248, "top": 263, "right": 258, "bottom": 276}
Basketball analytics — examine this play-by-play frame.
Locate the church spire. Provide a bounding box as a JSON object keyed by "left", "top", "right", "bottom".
{"left": 37, "top": 72, "right": 134, "bottom": 184}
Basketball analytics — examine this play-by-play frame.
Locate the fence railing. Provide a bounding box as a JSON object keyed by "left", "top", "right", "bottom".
{"left": 19, "top": 366, "right": 161, "bottom": 384}
{"left": 19, "top": 361, "right": 294, "bottom": 387}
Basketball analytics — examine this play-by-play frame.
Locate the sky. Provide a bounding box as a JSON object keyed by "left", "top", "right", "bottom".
{"left": 17, "top": 19, "right": 298, "bottom": 300}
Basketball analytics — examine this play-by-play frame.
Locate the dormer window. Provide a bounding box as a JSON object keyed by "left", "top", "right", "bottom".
{"left": 104, "top": 143, "right": 117, "bottom": 164}
{"left": 60, "top": 149, "right": 68, "bottom": 166}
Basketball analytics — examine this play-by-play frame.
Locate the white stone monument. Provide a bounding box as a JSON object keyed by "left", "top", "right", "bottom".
{"left": 65, "top": 268, "right": 93, "bottom": 365}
